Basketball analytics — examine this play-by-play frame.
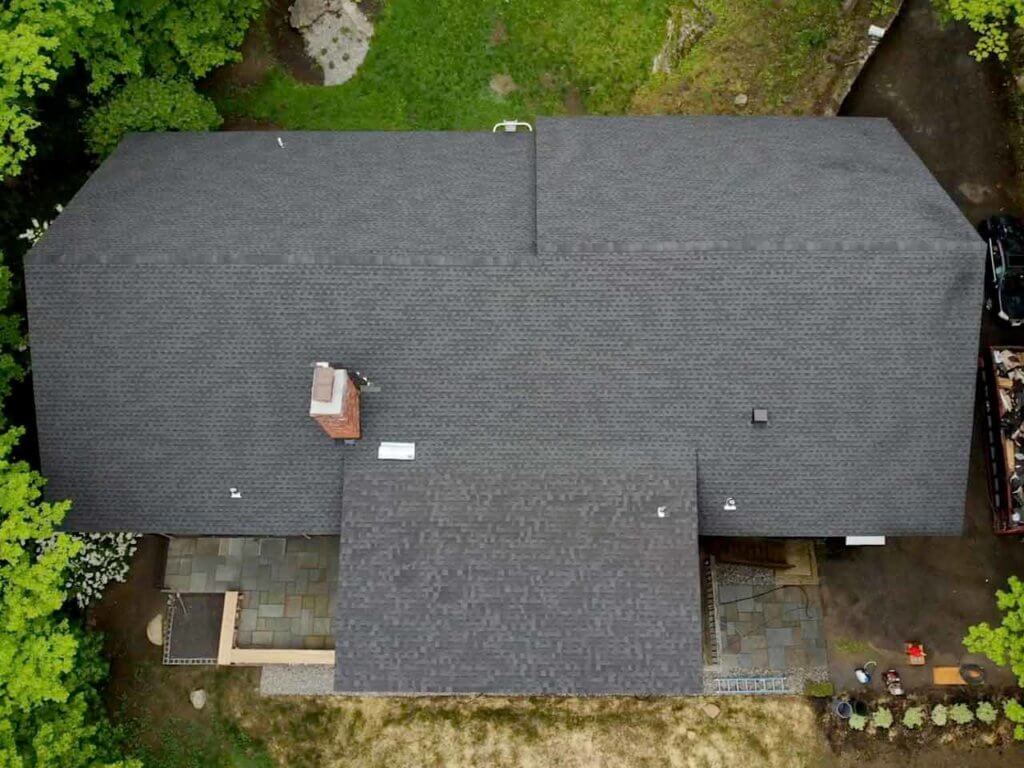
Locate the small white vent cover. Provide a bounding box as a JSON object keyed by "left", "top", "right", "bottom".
{"left": 378, "top": 442, "right": 415, "bottom": 461}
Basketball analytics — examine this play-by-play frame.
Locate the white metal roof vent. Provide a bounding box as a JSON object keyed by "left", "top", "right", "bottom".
{"left": 656, "top": 505, "right": 668, "bottom": 518}
{"left": 723, "top": 497, "right": 737, "bottom": 511}
{"left": 378, "top": 442, "right": 415, "bottom": 461}
{"left": 492, "top": 119, "right": 533, "bottom": 133}
{"left": 752, "top": 408, "right": 769, "bottom": 424}
{"left": 229, "top": 487, "right": 242, "bottom": 499}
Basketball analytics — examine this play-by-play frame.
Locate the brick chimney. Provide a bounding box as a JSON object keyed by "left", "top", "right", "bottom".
{"left": 309, "top": 362, "right": 360, "bottom": 439}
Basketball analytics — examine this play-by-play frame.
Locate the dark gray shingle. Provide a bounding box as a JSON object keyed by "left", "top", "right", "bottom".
{"left": 335, "top": 464, "right": 702, "bottom": 694}
{"left": 536, "top": 116, "right": 978, "bottom": 254}
{"left": 23, "top": 119, "right": 984, "bottom": 539}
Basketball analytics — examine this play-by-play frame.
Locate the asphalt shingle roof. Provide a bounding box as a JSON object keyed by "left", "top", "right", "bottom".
{"left": 335, "top": 463, "right": 702, "bottom": 694}
{"left": 24, "top": 118, "right": 983, "bottom": 537}
{"left": 24, "top": 116, "right": 984, "bottom": 695}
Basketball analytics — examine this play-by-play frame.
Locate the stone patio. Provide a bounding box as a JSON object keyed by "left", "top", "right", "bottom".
{"left": 163, "top": 536, "right": 337, "bottom": 650}
{"left": 705, "top": 541, "right": 830, "bottom": 692}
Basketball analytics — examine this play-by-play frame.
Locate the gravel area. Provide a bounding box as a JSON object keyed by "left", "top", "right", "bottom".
{"left": 714, "top": 562, "right": 774, "bottom": 586}
{"left": 259, "top": 664, "right": 336, "bottom": 696}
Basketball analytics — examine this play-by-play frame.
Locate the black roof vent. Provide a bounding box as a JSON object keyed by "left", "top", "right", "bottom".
{"left": 752, "top": 408, "right": 769, "bottom": 424}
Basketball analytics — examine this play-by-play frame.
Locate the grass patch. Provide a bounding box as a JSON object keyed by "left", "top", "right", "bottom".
{"left": 803, "top": 679, "right": 836, "bottom": 698}
{"left": 213, "top": 0, "right": 879, "bottom": 128}
{"left": 112, "top": 663, "right": 275, "bottom": 768}
{"left": 214, "top": 0, "right": 672, "bottom": 130}
{"left": 831, "top": 636, "right": 875, "bottom": 656}
{"left": 632, "top": 0, "right": 881, "bottom": 115}
{"left": 109, "top": 663, "right": 829, "bottom": 767}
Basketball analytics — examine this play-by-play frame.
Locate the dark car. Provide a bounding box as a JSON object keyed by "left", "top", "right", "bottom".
{"left": 979, "top": 215, "right": 1024, "bottom": 326}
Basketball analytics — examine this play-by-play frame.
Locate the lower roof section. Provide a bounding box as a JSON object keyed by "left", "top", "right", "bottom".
{"left": 334, "top": 463, "right": 703, "bottom": 695}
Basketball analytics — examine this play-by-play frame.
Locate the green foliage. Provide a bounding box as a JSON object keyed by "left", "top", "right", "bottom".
{"left": 803, "top": 680, "right": 835, "bottom": 698}
{"left": 119, "top": 712, "right": 274, "bottom": 768}
{"left": 964, "top": 576, "right": 1024, "bottom": 685}
{"left": 976, "top": 700, "right": 998, "bottom": 724}
{"left": 0, "top": 250, "right": 136, "bottom": 765}
{"left": 871, "top": 0, "right": 899, "bottom": 16}
{"left": 0, "top": 425, "right": 139, "bottom": 767}
{"left": 938, "top": 0, "right": 1024, "bottom": 61}
{"left": 848, "top": 712, "right": 867, "bottom": 731}
{"left": 1004, "top": 699, "right": 1024, "bottom": 740}
{"left": 1, "top": 0, "right": 259, "bottom": 180}
{"left": 85, "top": 77, "right": 221, "bottom": 156}
{"left": 931, "top": 704, "right": 949, "bottom": 726}
{"left": 0, "top": 260, "right": 24, "bottom": 412}
{"left": 871, "top": 706, "right": 893, "bottom": 729}
{"left": 949, "top": 702, "right": 975, "bottom": 725}
{"left": 0, "top": 0, "right": 112, "bottom": 177}
{"left": 902, "top": 706, "right": 925, "bottom": 729}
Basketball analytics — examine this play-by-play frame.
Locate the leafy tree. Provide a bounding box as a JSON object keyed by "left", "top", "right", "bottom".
{"left": 939, "top": 0, "right": 1024, "bottom": 61}
{"left": 0, "top": 254, "right": 137, "bottom": 766}
{"left": 2, "top": 0, "right": 260, "bottom": 180}
{"left": 964, "top": 576, "right": 1024, "bottom": 683}
{"left": 85, "top": 78, "right": 221, "bottom": 157}
{"left": 965, "top": 576, "right": 1024, "bottom": 737}
{"left": 1005, "top": 699, "right": 1024, "bottom": 740}
{"left": 0, "top": 0, "right": 118, "bottom": 178}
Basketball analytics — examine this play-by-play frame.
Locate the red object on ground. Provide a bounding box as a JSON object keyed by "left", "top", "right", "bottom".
{"left": 905, "top": 642, "right": 926, "bottom": 665}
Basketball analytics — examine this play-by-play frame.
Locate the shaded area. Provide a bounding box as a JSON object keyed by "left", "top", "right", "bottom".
{"left": 841, "top": 0, "right": 1019, "bottom": 221}
{"left": 164, "top": 593, "right": 223, "bottom": 664}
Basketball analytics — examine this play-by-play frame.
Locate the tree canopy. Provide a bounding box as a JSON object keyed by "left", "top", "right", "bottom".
{"left": 964, "top": 575, "right": 1024, "bottom": 739}
{"left": 941, "top": 0, "right": 1024, "bottom": 60}
{"left": 1, "top": 0, "right": 260, "bottom": 178}
{"left": 0, "top": 255, "right": 138, "bottom": 766}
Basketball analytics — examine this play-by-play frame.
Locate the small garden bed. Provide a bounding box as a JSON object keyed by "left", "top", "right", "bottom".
{"left": 824, "top": 692, "right": 1024, "bottom": 751}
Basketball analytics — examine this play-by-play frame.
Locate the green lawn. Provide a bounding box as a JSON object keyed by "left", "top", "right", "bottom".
{"left": 213, "top": 0, "right": 890, "bottom": 130}
{"left": 214, "top": 0, "right": 672, "bottom": 130}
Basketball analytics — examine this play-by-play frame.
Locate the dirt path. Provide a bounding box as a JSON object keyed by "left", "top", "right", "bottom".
{"left": 841, "top": 0, "right": 1019, "bottom": 221}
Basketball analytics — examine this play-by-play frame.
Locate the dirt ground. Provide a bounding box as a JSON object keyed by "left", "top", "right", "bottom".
{"left": 841, "top": 0, "right": 1019, "bottom": 221}
{"left": 90, "top": 535, "right": 169, "bottom": 699}
{"left": 821, "top": 0, "right": 1024, "bottom": 698}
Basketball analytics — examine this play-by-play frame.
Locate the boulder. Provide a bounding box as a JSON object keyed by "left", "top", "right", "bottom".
{"left": 145, "top": 612, "right": 163, "bottom": 646}
{"left": 189, "top": 688, "right": 208, "bottom": 710}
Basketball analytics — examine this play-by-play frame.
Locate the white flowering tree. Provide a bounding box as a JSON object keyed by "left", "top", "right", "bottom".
{"left": 41, "top": 531, "right": 140, "bottom": 609}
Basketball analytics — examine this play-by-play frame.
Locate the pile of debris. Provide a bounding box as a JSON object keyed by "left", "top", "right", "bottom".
{"left": 993, "top": 348, "right": 1024, "bottom": 523}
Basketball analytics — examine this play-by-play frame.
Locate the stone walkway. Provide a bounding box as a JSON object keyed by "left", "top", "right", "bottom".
{"left": 716, "top": 582, "right": 828, "bottom": 670}
{"left": 163, "top": 536, "right": 337, "bottom": 650}
{"left": 705, "top": 543, "right": 830, "bottom": 693}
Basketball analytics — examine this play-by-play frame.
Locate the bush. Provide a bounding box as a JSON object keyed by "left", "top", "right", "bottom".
{"left": 950, "top": 703, "right": 975, "bottom": 725}
{"left": 977, "top": 700, "right": 998, "bottom": 724}
{"left": 871, "top": 706, "right": 893, "bottom": 730}
{"left": 41, "top": 531, "right": 140, "bottom": 608}
{"left": 902, "top": 706, "right": 925, "bottom": 729}
{"left": 848, "top": 713, "right": 867, "bottom": 731}
{"left": 85, "top": 78, "right": 222, "bottom": 157}
{"left": 931, "top": 704, "right": 949, "bottom": 726}
{"left": 964, "top": 576, "right": 1024, "bottom": 684}
{"left": 803, "top": 680, "right": 835, "bottom": 698}
{"left": 1004, "top": 699, "right": 1024, "bottom": 741}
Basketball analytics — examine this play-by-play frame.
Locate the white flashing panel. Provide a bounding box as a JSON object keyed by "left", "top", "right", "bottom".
{"left": 845, "top": 536, "right": 886, "bottom": 546}
{"left": 378, "top": 442, "right": 415, "bottom": 461}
